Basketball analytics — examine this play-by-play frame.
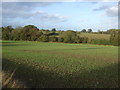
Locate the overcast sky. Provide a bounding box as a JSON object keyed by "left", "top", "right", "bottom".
{"left": 2, "top": 0, "right": 119, "bottom": 31}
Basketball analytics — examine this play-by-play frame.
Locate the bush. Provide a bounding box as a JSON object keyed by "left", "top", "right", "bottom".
{"left": 79, "top": 37, "right": 88, "bottom": 43}
{"left": 110, "top": 30, "right": 120, "bottom": 46}
{"left": 37, "top": 35, "right": 49, "bottom": 42}
{"left": 58, "top": 37, "right": 64, "bottom": 42}
{"left": 2, "top": 26, "right": 13, "bottom": 40}
{"left": 74, "top": 36, "right": 81, "bottom": 43}
{"left": 61, "top": 30, "right": 77, "bottom": 43}
{"left": 19, "top": 25, "right": 39, "bottom": 41}
{"left": 11, "top": 30, "right": 20, "bottom": 40}
{"left": 49, "top": 36, "right": 58, "bottom": 42}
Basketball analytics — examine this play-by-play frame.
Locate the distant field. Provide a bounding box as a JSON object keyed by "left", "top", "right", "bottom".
{"left": 56, "top": 32, "right": 110, "bottom": 42}
{"left": 79, "top": 33, "right": 110, "bottom": 40}
{"left": 2, "top": 40, "right": 118, "bottom": 88}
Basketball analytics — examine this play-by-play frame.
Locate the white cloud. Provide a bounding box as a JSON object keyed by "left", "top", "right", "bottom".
{"left": 2, "top": 2, "right": 68, "bottom": 27}
{"left": 93, "top": 4, "right": 118, "bottom": 17}
{"left": 2, "top": 2, "right": 63, "bottom": 19}
{"left": 92, "top": 3, "right": 118, "bottom": 30}
{"left": 2, "top": 0, "right": 119, "bottom": 2}
{"left": 99, "top": 5, "right": 118, "bottom": 29}
{"left": 81, "top": 0, "right": 118, "bottom": 2}
{"left": 93, "top": 5, "right": 111, "bottom": 11}
{"left": 101, "top": 0, "right": 118, "bottom": 1}
{"left": 104, "top": 17, "right": 118, "bottom": 29}
{"left": 106, "top": 5, "right": 118, "bottom": 17}
{"left": 31, "top": 11, "right": 68, "bottom": 23}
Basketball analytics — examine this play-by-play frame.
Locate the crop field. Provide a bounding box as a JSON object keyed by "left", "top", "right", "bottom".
{"left": 79, "top": 33, "right": 110, "bottom": 40}
{"left": 2, "top": 40, "right": 118, "bottom": 88}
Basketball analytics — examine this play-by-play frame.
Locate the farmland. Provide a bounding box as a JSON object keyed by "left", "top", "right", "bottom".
{"left": 2, "top": 40, "right": 118, "bottom": 88}
{"left": 79, "top": 33, "right": 110, "bottom": 40}
{"left": 2, "top": 1, "right": 119, "bottom": 88}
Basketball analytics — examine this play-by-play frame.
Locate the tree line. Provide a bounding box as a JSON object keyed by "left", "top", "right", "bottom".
{"left": 1, "top": 25, "right": 120, "bottom": 46}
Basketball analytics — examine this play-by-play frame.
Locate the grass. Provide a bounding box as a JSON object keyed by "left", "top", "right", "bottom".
{"left": 2, "top": 40, "right": 118, "bottom": 88}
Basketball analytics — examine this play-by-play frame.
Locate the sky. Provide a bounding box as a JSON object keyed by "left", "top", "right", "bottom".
{"left": 1, "top": 0, "right": 119, "bottom": 31}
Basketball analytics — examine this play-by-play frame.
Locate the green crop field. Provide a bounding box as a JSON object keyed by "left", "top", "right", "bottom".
{"left": 2, "top": 40, "right": 118, "bottom": 88}
{"left": 79, "top": 33, "right": 110, "bottom": 40}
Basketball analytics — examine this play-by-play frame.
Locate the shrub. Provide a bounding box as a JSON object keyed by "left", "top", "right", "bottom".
{"left": 49, "top": 36, "right": 58, "bottom": 42}
{"left": 37, "top": 35, "right": 49, "bottom": 42}
{"left": 19, "top": 25, "right": 39, "bottom": 41}
{"left": 11, "top": 30, "right": 20, "bottom": 40}
{"left": 61, "top": 30, "right": 77, "bottom": 43}
{"left": 2, "top": 26, "right": 13, "bottom": 40}
{"left": 58, "top": 37, "right": 64, "bottom": 42}
{"left": 79, "top": 37, "right": 88, "bottom": 43}
{"left": 74, "top": 36, "right": 81, "bottom": 43}
{"left": 110, "top": 30, "right": 120, "bottom": 46}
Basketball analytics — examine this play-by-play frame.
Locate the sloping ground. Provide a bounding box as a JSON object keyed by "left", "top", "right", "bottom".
{"left": 2, "top": 58, "right": 118, "bottom": 88}
{"left": 2, "top": 71, "right": 27, "bottom": 88}
{"left": 0, "top": 72, "right": 2, "bottom": 89}
{"left": 2, "top": 41, "right": 118, "bottom": 88}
